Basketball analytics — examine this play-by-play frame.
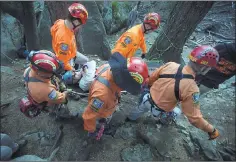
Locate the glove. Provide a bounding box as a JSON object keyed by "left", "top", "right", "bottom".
{"left": 141, "top": 54, "right": 146, "bottom": 59}
{"left": 66, "top": 88, "right": 73, "bottom": 92}
{"left": 65, "top": 88, "right": 73, "bottom": 96}
{"left": 59, "top": 82, "right": 67, "bottom": 92}
{"left": 208, "top": 128, "right": 219, "bottom": 140}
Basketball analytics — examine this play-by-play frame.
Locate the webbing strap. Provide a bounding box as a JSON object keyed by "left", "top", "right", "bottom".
{"left": 158, "top": 65, "right": 194, "bottom": 101}
{"left": 95, "top": 65, "right": 110, "bottom": 88}
{"left": 97, "top": 76, "right": 110, "bottom": 88}
{"left": 158, "top": 74, "right": 194, "bottom": 79}
{"left": 23, "top": 68, "right": 47, "bottom": 106}
{"left": 24, "top": 68, "right": 44, "bottom": 83}
{"left": 174, "top": 65, "right": 184, "bottom": 101}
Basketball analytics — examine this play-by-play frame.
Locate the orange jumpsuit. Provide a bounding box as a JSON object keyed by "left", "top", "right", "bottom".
{"left": 51, "top": 19, "right": 77, "bottom": 71}
{"left": 82, "top": 64, "right": 122, "bottom": 132}
{"left": 111, "top": 24, "right": 147, "bottom": 58}
{"left": 23, "top": 67, "right": 67, "bottom": 106}
{"left": 148, "top": 62, "right": 214, "bottom": 133}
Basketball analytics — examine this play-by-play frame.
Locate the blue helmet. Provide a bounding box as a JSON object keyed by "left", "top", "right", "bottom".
{"left": 62, "top": 71, "right": 73, "bottom": 84}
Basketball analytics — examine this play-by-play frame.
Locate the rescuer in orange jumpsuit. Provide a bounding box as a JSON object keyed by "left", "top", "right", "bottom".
{"left": 51, "top": 3, "right": 89, "bottom": 71}
{"left": 82, "top": 53, "right": 149, "bottom": 138}
{"left": 127, "top": 45, "right": 220, "bottom": 140}
{"left": 21, "top": 50, "right": 72, "bottom": 118}
{"left": 111, "top": 13, "right": 161, "bottom": 59}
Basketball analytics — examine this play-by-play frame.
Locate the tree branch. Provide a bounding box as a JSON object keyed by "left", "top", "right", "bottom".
{"left": 207, "top": 30, "right": 235, "bottom": 40}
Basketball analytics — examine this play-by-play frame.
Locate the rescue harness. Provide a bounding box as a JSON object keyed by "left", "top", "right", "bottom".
{"left": 148, "top": 65, "right": 194, "bottom": 124}
{"left": 19, "top": 68, "right": 51, "bottom": 118}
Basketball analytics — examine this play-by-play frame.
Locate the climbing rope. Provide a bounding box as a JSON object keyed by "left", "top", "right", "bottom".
{"left": 148, "top": 25, "right": 183, "bottom": 62}
{"left": 147, "top": 3, "right": 184, "bottom": 62}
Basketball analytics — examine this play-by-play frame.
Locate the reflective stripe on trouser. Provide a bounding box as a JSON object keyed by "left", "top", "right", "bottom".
{"left": 75, "top": 52, "right": 89, "bottom": 66}
{"left": 128, "top": 93, "right": 181, "bottom": 120}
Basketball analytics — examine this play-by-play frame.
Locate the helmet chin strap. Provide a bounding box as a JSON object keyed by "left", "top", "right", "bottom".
{"left": 200, "top": 66, "right": 211, "bottom": 75}
{"left": 72, "top": 21, "right": 80, "bottom": 31}
{"left": 143, "top": 23, "right": 153, "bottom": 34}
{"left": 195, "top": 66, "right": 211, "bottom": 76}
{"left": 37, "top": 72, "right": 53, "bottom": 79}
{"left": 71, "top": 18, "right": 82, "bottom": 31}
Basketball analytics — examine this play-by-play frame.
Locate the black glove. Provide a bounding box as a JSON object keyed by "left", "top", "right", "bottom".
{"left": 141, "top": 54, "right": 146, "bottom": 59}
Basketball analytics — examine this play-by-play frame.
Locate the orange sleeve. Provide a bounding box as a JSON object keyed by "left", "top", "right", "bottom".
{"left": 139, "top": 37, "right": 147, "bottom": 54}
{"left": 55, "top": 42, "right": 74, "bottom": 71}
{"left": 45, "top": 88, "right": 67, "bottom": 105}
{"left": 82, "top": 97, "right": 106, "bottom": 132}
{"left": 112, "top": 33, "right": 134, "bottom": 57}
{"left": 181, "top": 92, "right": 214, "bottom": 133}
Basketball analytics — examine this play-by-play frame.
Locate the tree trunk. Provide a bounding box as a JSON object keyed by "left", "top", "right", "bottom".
{"left": 0, "top": 1, "right": 40, "bottom": 50}
{"left": 147, "top": 1, "right": 214, "bottom": 63}
{"left": 21, "top": 2, "right": 40, "bottom": 51}
{"left": 46, "top": 1, "right": 72, "bottom": 24}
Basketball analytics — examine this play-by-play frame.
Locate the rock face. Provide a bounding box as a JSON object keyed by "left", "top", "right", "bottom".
{"left": 120, "top": 144, "right": 153, "bottom": 161}
{"left": 77, "top": 1, "right": 111, "bottom": 60}
{"left": 1, "top": 12, "right": 24, "bottom": 63}
{"left": 189, "top": 131, "right": 223, "bottom": 161}
{"left": 1, "top": 2, "right": 53, "bottom": 64}
{"left": 97, "top": 1, "right": 136, "bottom": 34}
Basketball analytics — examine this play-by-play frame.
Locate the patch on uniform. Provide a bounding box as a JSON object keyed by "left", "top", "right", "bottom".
{"left": 121, "top": 42, "right": 127, "bottom": 48}
{"left": 124, "top": 36, "right": 132, "bottom": 45}
{"left": 91, "top": 98, "right": 104, "bottom": 112}
{"left": 48, "top": 90, "right": 58, "bottom": 100}
{"left": 59, "top": 51, "right": 67, "bottom": 55}
{"left": 60, "top": 43, "right": 69, "bottom": 51}
{"left": 192, "top": 92, "right": 200, "bottom": 104}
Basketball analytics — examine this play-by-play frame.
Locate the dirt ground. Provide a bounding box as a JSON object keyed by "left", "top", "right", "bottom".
{"left": 1, "top": 2, "right": 235, "bottom": 161}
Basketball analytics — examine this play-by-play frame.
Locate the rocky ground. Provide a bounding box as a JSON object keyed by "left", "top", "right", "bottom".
{"left": 1, "top": 57, "right": 235, "bottom": 161}
{"left": 1, "top": 1, "right": 235, "bottom": 161}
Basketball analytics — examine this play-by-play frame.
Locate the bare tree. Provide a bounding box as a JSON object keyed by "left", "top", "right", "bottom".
{"left": 46, "top": 1, "right": 72, "bottom": 24}
{"left": 0, "top": 1, "right": 40, "bottom": 51}
{"left": 147, "top": 2, "right": 214, "bottom": 64}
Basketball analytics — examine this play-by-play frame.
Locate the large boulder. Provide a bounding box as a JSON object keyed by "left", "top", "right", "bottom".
{"left": 1, "top": 2, "right": 53, "bottom": 64}
{"left": 36, "top": 2, "right": 53, "bottom": 50}
{"left": 77, "top": 1, "right": 111, "bottom": 60}
{"left": 1, "top": 12, "right": 24, "bottom": 63}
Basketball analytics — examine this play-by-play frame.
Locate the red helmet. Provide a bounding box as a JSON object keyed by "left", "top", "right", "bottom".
{"left": 68, "top": 3, "right": 88, "bottom": 24}
{"left": 29, "top": 50, "right": 60, "bottom": 73}
{"left": 127, "top": 57, "right": 149, "bottom": 85}
{"left": 144, "top": 13, "right": 161, "bottom": 30}
{"left": 189, "top": 45, "right": 219, "bottom": 67}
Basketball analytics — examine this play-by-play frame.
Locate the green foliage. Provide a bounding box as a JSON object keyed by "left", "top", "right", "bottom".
{"left": 112, "top": 1, "right": 118, "bottom": 13}
{"left": 111, "top": 1, "right": 133, "bottom": 23}
{"left": 124, "top": 1, "right": 132, "bottom": 10}
{"left": 112, "top": 1, "right": 119, "bottom": 22}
